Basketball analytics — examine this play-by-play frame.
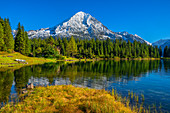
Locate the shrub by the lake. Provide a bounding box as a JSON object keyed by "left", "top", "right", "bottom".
{"left": 0, "top": 85, "right": 136, "bottom": 113}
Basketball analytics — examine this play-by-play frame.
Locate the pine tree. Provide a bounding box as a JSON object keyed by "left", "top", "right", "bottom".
{"left": 3, "top": 18, "right": 14, "bottom": 51}
{"left": 63, "top": 37, "right": 68, "bottom": 55}
{"left": 25, "top": 31, "right": 31, "bottom": 55}
{"left": 155, "top": 46, "right": 159, "bottom": 58}
{"left": 163, "top": 46, "right": 168, "bottom": 57}
{"left": 114, "top": 39, "right": 120, "bottom": 57}
{"left": 66, "top": 36, "right": 77, "bottom": 57}
{"left": 0, "top": 23, "right": 5, "bottom": 51}
{"left": 159, "top": 46, "right": 162, "bottom": 57}
{"left": 127, "top": 40, "right": 132, "bottom": 57}
{"left": 100, "top": 41, "right": 104, "bottom": 55}
{"left": 103, "top": 40, "right": 108, "bottom": 56}
{"left": 14, "top": 23, "right": 25, "bottom": 54}
{"left": 20, "top": 25, "right": 26, "bottom": 54}
{"left": 0, "top": 18, "right": 5, "bottom": 28}
{"left": 96, "top": 38, "right": 100, "bottom": 56}
{"left": 32, "top": 38, "right": 36, "bottom": 57}
{"left": 54, "top": 38, "right": 58, "bottom": 46}
{"left": 47, "top": 36, "right": 54, "bottom": 45}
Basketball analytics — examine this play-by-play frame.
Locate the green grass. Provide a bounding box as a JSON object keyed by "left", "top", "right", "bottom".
{"left": 0, "top": 52, "right": 57, "bottom": 71}
{"left": 0, "top": 52, "right": 96, "bottom": 71}
{"left": 0, "top": 85, "right": 135, "bottom": 113}
{"left": 0, "top": 51, "right": 161, "bottom": 71}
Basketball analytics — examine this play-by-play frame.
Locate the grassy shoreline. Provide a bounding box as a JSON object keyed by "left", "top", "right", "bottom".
{"left": 0, "top": 52, "right": 160, "bottom": 71}
{"left": 0, "top": 85, "right": 136, "bottom": 113}
{"left": 0, "top": 52, "right": 57, "bottom": 71}
{"left": 0, "top": 52, "right": 94, "bottom": 71}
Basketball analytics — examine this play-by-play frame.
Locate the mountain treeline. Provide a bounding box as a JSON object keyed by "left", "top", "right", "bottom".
{"left": 0, "top": 18, "right": 166, "bottom": 58}
{"left": 163, "top": 46, "right": 170, "bottom": 57}
{"left": 30, "top": 36, "right": 161, "bottom": 58}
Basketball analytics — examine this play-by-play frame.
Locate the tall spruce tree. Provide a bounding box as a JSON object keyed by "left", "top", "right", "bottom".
{"left": 0, "top": 23, "right": 5, "bottom": 51}
{"left": 47, "top": 36, "right": 54, "bottom": 45}
{"left": 14, "top": 23, "right": 25, "bottom": 54}
{"left": 20, "top": 26, "right": 26, "bottom": 54}
{"left": 159, "top": 46, "right": 162, "bottom": 57}
{"left": 25, "top": 31, "right": 31, "bottom": 55}
{"left": 66, "top": 36, "right": 77, "bottom": 57}
{"left": 14, "top": 23, "right": 21, "bottom": 52}
{"left": 163, "top": 46, "right": 168, "bottom": 57}
{"left": 3, "top": 19, "right": 14, "bottom": 51}
{"left": 63, "top": 37, "right": 68, "bottom": 56}
{"left": 0, "top": 18, "right": 5, "bottom": 28}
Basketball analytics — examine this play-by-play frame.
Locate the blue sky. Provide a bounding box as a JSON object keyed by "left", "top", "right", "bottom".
{"left": 0, "top": 0, "right": 170, "bottom": 43}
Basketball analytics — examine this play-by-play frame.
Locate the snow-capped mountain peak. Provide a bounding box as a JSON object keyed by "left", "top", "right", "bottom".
{"left": 13, "top": 11, "right": 151, "bottom": 45}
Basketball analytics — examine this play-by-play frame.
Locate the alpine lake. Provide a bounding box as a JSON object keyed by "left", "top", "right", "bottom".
{"left": 0, "top": 60, "right": 170, "bottom": 112}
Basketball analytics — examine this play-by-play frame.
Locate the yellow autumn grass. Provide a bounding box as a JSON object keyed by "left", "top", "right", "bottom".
{"left": 0, "top": 85, "right": 135, "bottom": 113}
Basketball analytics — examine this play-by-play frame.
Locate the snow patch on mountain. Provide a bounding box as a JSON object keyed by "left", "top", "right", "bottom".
{"left": 16, "top": 11, "right": 151, "bottom": 45}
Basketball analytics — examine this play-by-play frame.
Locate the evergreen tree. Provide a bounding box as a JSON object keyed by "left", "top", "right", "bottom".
{"left": 114, "top": 39, "right": 120, "bottom": 57}
{"left": 66, "top": 36, "right": 77, "bottom": 57}
{"left": 3, "top": 19, "right": 14, "bottom": 51}
{"left": 0, "top": 23, "right": 5, "bottom": 51}
{"left": 14, "top": 23, "right": 25, "bottom": 54}
{"left": 100, "top": 41, "right": 104, "bottom": 56}
{"left": 164, "top": 46, "right": 168, "bottom": 57}
{"left": 25, "top": 31, "right": 31, "bottom": 55}
{"left": 159, "top": 46, "right": 162, "bottom": 57}
{"left": 62, "top": 37, "right": 68, "bottom": 55}
{"left": 0, "top": 18, "right": 5, "bottom": 28}
{"left": 47, "top": 36, "right": 54, "bottom": 45}
{"left": 54, "top": 38, "right": 58, "bottom": 46}
{"left": 96, "top": 38, "right": 100, "bottom": 56}
{"left": 127, "top": 40, "right": 132, "bottom": 57}
{"left": 155, "top": 46, "right": 159, "bottom": 58}
{"left": 32, "top": 38, "right": 36, "bottom": 57}
{"left": 20, "top": 25, "right": 26, "bottom": 54}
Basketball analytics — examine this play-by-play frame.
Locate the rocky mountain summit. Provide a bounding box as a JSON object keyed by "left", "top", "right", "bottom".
{"left": 13, "top": 11, "right": 151, "bottom": 45}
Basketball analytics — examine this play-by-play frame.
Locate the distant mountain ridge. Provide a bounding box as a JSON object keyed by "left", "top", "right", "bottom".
{"left": 152, "top": 39, "right": 170, "bottom": 47}
{"left": 152, "top": 39, "right": 170, "bottom": 51}
{"left": 13, "top": 11, "right": 151, "bottom": 45}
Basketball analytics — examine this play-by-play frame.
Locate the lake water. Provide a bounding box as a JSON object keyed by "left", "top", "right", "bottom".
{"left": 0, "top": 60, "right": 170, "bottom": 112}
